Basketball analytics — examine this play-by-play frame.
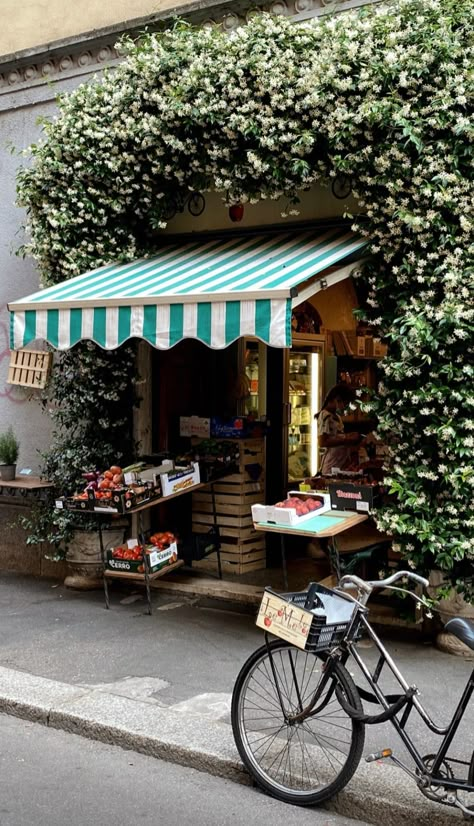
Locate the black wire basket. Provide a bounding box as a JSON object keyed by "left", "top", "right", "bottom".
{"left": 258, "top": 582, "right": 363, "bottom": 653}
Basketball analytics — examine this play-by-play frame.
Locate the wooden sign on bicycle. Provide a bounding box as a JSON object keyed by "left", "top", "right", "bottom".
{"left": 256, "top": 591, "right": 314, "bottom": 650}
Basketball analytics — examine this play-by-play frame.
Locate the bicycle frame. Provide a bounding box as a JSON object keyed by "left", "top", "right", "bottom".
{"left": 342, "top": 613, "right": 474, "bottom": 792}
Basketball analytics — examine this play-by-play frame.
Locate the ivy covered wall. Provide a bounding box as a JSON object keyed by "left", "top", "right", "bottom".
{"left": 16, "top": 0, "right": 473, "bottom": 593}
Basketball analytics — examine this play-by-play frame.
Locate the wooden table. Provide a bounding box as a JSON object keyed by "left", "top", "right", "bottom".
{"left": 0, "top": 476, "right": 53, "bottom": 490}
{"left": 0, "top": 476, "right": 53, "bottom": 504}
{"left": 253, "top": 510, "right": 368, "bottom": 590}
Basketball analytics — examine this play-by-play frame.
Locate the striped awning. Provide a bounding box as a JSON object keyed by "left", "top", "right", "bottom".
{"left": 9, "top": 228, "right": 367, "bottom": 351}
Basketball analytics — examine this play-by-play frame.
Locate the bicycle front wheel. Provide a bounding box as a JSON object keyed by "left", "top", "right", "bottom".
{"left": 231, "top": 639, "right": 365, "bottom": 806}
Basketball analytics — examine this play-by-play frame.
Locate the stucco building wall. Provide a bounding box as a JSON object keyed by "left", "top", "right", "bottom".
{"left": 0, "top": 0, "right": 213, "bottom": 56}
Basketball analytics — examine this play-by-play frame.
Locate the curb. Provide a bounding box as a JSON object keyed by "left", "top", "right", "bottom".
{"left": 0, "top": 666, "right": 462, "bottom": 826}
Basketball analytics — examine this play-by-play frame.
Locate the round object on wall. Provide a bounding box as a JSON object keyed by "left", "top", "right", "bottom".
{"left": 331, "top": 174, "right": 352, "bottom": 200}
{"left": 188, "top": 192, "right": 205, "bottom": 216}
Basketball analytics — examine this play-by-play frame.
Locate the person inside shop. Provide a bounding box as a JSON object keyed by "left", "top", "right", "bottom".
{"left": 315, "top": 384, "right": 361, "bottom": 474}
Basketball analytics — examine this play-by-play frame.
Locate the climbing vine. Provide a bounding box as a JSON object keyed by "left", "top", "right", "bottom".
{"left": 16, "top": 0, "right": 473, "bottom": 594}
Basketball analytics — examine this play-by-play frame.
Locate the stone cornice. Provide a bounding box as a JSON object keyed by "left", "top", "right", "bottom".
{"left": 0, "top": 0, "right": 375, "bottom": 95}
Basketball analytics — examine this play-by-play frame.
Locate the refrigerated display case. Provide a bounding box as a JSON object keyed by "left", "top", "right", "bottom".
{"left": 238, "top": 339, "right": 267, "bottom": 418}
{"left": 237, "top": 335, "right": 324, "bottom": 490}
{"left": 287, "top": 337, "right": 325, "bottom": 485}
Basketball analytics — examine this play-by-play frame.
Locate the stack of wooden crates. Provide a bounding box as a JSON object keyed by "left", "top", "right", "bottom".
{"left": 191, "top": 437, "right": 266, "bottom": 576}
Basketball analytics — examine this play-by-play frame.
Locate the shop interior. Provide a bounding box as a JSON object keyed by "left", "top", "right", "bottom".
{"left": 144, "top": 274, "right": 396, "bottom": 618}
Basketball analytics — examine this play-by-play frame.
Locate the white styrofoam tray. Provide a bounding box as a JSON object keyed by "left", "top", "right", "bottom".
{"left": 252, "top": 491, "right": 331, "bottom": 526}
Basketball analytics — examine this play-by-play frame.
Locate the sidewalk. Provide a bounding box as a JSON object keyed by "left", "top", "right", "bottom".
{"left": 0, "top": 571, "right": 472, "bottom": 825}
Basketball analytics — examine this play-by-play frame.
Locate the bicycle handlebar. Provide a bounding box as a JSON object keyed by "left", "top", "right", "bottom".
{"left": 339, "top": 570, "right": 430, "bottom": 594}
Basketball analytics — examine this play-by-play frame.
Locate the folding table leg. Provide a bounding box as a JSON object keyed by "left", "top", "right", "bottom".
{"left": 328, "top": 537, "right": 342, "bottom": 582}
{"left": 99, "top": 522, "right": 110, "bottom": 610}
{"left": 280, "top": 534, "right": 288, "bottom": 591}
{"left": 139, "top": 511, "right": 153, "bottom": 615}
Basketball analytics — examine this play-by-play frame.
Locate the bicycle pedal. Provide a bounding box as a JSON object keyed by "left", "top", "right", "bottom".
{"left": 365, "top": 748, "right": 393, "bottom": 763}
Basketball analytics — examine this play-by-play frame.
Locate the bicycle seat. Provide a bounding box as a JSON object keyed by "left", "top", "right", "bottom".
{"left": 444, "top": 617, "right": 474, "bottom": 651}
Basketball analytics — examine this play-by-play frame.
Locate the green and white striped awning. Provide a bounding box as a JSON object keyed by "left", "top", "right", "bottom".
{"left": 9, "top": 228, "right": 366, "bottom": 351}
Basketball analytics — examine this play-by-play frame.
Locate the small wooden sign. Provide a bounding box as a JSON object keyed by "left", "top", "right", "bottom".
{"left": 7, "top": 349, "right": 52, "bottom": 389}
{"left": 256, "top": 590, "right": 316, "bottom": 650}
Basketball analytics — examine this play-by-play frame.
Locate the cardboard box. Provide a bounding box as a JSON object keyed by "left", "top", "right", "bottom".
{"left": 252, "top": 491, "right": 331, "bottom": 526}
{"left": 372, "top": 338, "right": 388, "bottom": 358}
{"left": 106, "top": 542, "right": 178, "bottom": 575}
{"left": 356, "top": 336, "right": 367, "bottom": 356}
{"left": 179, "top": 416, "right": 211, "bottom": 438}
{"left": 55, "top": 495, "right": 92, "bottom": 512}
{"left": 139, "top": 462, "right": 174, "bottom": 483}
{"left": 210, "top": 416, "right": 249, "bottom": 438}
{"left": 328, "top": 482, "right": 379, "bottom": 513}
{"left": 160, "top": 462, "right": 200, "bottom": 497}
{"left": 85, "top": 484, "right": 160, "bottom": 513}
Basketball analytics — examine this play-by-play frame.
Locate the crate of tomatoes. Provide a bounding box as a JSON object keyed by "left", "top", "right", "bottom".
{"left": 106, "top": 532, "right": 178, "bottom": 575}
{"left": 56, "top": 463, "right": 162, "bottom": 514}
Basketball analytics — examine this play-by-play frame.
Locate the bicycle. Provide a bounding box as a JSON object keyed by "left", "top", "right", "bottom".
{"left": 231, "top": 570, "right": 474, "bottom": 818}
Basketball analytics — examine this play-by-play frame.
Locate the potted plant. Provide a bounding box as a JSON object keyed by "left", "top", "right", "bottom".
{"left": 0, "top": 426, "right": 20, "bottom": 481}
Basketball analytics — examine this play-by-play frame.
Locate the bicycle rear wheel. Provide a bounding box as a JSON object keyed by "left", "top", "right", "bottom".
{"left": 231, "top": 639, "right": 365, "bottom": 806}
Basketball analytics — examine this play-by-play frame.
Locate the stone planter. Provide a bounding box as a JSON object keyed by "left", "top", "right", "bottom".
{"left": 0, "top": 464, "right": 16, "bottom": 481}
{"left": 64, "top": 525, "right": 126, "bottom": 590}
{"left": 429, "top": 571, "right": 474, "bottom": 659}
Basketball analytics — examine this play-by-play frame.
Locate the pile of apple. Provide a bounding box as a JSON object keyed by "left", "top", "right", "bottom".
{"left": 274, "top": 495, "right": 324, "bottom": 517}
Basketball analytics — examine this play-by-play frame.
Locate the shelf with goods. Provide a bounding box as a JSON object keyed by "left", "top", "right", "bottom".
{"left": 99, "top": 482, "right": 221, "bottom": 614}
{"left": 329, "top": 327, "right": 386, "bottom": 437}
{"left": 87, "top": 490, "right": 200, "bottom": 615}
{"left": 191, "top": 437, "right": 266, "bottom": 576}
{"left": 287, "top": 344, "right": 321, "bottom": 484}
{"left": 55, "top": 462, "right": 225, "bottom": 613}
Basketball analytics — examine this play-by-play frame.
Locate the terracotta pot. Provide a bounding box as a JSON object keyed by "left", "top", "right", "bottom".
{"left": 429, "top": 570, "right": 474, "bottom": 659}
{"left": 64, "top": 525, "right": 126, "bottom": 590}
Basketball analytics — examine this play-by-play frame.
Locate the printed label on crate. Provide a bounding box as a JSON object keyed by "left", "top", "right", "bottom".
{"left": 108, "top": 559, "right": 135, "bottom": 571}
{"left": 179, "top": 416, "right": 211, "bottom": 438}
{"left": 256, "top": 592, "right": 314, "bottom": 650}
{"left": 160, "top": 462, "right": 200, "bottom": 496}
{"left": 329, "top": 483, "right": 377, "bottom": 512}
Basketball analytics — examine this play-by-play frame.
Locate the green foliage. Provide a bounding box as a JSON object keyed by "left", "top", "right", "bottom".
{"left": 20, "top": 343, "right": 138, "bottom": 557}
{"left": 0, "top": 426, "right": 20, "bottom": 465}
{"left": 15, "top": 0, "right": 474, "bottom": 594}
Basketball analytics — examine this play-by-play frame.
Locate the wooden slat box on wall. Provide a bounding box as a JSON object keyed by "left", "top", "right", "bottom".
{"left": 8, "top": 349, "right": 53, "bottom": 389}
{"left": 192, "top": 438, "right": 266, "bottom": 576}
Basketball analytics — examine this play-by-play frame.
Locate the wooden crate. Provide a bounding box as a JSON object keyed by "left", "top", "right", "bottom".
{"left": 191, "top": 438, "right": 266, "bottom": 575}
{"left": 193, "top": 548, "right": 266, "bottom": 576}
{"left": 219, "top": 535, "right": 266, "bottom": 554}
{"left": 192, "top": 521, "right": 260, "bottom": 541}
{"left": 192, "top": 491, "right": 262, "bottom": 516}
{"left": 7, "top": 349, "right": 52, "bottom": 389}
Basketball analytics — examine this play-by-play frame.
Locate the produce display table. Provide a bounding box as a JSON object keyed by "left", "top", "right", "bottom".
{"left": 253, "top": 511, "right": 368, "bottom": 590}
{"left": 89, "top": 478, "right": 224, "bottom": 614}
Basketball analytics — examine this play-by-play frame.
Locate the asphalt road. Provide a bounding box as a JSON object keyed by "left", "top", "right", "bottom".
{"left": 0, "top": 714, "right": 370, "bottom": 826}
